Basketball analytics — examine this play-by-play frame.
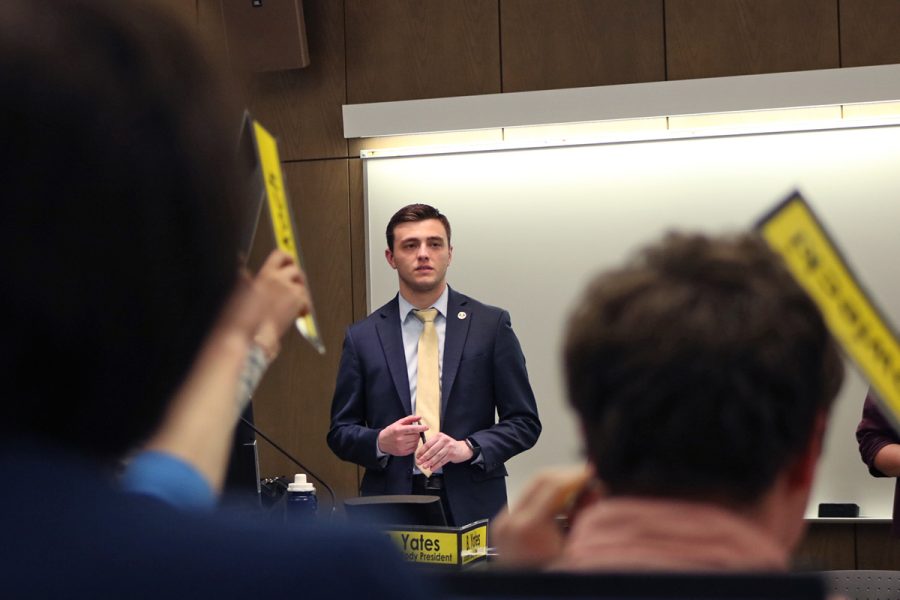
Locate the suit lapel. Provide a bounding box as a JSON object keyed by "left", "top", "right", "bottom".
{"left": 375, "top": 296, "right": 412, "bottom": 415}
{"left": 442, "top": 287, "right": 470, "bottom": 420}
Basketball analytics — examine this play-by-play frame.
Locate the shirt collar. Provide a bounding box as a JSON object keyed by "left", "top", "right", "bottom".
{"left": 399, "top": 285, "right": 449, "bottom": 322}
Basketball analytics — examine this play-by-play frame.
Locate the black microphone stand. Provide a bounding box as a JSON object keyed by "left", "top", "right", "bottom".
{"left": 240, "top": 417, "right": 337, "bottom": 517}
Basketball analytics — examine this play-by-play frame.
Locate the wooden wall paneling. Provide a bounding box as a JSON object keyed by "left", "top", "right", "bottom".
{"left": 191, "top": 2, "right": 252, "bottom": 138}
{"left": 500, "top": 0, "right": 665, "bottom": 92}
{"left": 152, "top": 0, "right": 197, "bottom": 27}
{"left": 249, "top": 159, "right": 358, "bottom": 510}
{"left": 839, "top": 0, "right": 900, "bottom": 67}
{"left": 346, "top": 0, "right": 501, "bottom": 104}
{"left": 665, "top": 0, "right": 840, "bottom": 80}
{"left": 792, "top": 523, "right": 856, "bottom": 571}
{"left": 244, "top": 0, "right": 348, "bottom": 161}
{"left": 856, "top": 523, "right": 900, "bottom": 569}
{"left": 348, "top": 158, "right": 365, "bottom": 493}
{"left": 349, "top": 158, "right": 368, "bottom": 323}
{"left": 197, "top": 0, "right": 228, "bottom": 63}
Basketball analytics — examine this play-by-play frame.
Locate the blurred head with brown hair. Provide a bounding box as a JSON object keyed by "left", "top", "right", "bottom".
{"left": 564, "top": 232, "right": 844, "bottom": 550}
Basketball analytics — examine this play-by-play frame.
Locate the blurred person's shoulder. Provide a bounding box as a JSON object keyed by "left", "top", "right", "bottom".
{"left": 0, "top": 440, "right": 420, "bottom": 600}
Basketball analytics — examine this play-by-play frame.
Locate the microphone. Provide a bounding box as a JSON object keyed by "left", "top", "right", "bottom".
{"left": 240, "top": 417, "right": 337, "bottom": 517}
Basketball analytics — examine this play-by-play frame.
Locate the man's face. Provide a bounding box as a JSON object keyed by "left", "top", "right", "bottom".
{"left": 385, "top": 219, "right": 452, "bottom": 297}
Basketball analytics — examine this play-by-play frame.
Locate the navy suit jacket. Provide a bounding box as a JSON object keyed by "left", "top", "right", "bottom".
{"left": 327, "top": 287, "right": 541, "bottom": 526}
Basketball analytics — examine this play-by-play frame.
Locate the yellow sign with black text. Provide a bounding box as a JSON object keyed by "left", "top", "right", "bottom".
{"left": 251, "top": 119, "right": 325, "bottom": 355}
{"left": 460, "top": 523, "right": 488, "bottom": 565}
{"left": 387, "top": 530, "right": 459, "bottom": 566}
{"left": 385, "top": 520, "right": 488, "bottom": 569}
{"left": 758, "top": 192, "right": 900, "bottom": 426}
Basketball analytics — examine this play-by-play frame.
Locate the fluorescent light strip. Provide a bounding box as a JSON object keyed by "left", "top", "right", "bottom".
{"left": 843, "top": 100, "right": 900, "bottom": 120}
{"left": 358, "top": 107, "right": 900, "bottom": 159}
{"left": 503, "top": 117, "right": 668, "bottom": 142}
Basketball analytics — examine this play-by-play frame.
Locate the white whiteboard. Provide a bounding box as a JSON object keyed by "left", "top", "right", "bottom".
{"left": 363, "top": 124, "right": 900, "bottom": 518}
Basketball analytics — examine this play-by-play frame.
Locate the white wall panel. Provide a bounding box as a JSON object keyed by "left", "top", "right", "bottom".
{"left": 364, "top": 123, "right": 900, "bottom": 518}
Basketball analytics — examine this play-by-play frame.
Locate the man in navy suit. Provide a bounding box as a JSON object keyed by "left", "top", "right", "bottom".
{"left": 328, "top": 204, "right": 541, "bottom": 526}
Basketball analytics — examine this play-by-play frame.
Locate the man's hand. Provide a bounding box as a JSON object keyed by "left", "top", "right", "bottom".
{"left": 491, "top": 467, "right": 601, "bottom": 569}
{"left": 415, "top": 433, "right": 472, "bottom": 472}
{"left": 252, "top": 250, "right": 312, "bottom": 359}
{"left": 377, "top": 415, "right": 429, "bottom": 456}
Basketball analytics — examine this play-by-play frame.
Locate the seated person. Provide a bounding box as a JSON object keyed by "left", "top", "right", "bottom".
{"left": 493, "top": 232, "right": 844, "bottom": 572}
{"left": 0, "top": 0, "right": 420, "bottom": 597}
{"left": 856, "top": 390, "right": 900, "bottom": 536}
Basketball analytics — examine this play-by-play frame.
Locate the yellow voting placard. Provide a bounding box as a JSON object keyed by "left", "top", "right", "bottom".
{"left": 252, "top": 119, "right": 325, "bottom": 355}
{"left": 757, "top": 192, "right": 900, "bottom": 425}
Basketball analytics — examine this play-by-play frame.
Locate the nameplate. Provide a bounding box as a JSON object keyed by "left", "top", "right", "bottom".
{"left": 385, "top": 519, "right": 488, "bottom": 568}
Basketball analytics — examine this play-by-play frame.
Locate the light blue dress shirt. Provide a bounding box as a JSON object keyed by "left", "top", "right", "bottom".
{"left": 398, "top": 286, "right": 448, "bottom": 415}
{"left": 375, "top": 286, "right": 448, "bottom": 470}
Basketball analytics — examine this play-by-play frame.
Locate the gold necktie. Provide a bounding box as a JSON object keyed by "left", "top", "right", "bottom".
{"left": 413, "top": 308, "right": 440, "bottom": 476}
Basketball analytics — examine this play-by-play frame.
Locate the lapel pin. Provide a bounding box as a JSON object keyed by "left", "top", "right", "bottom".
{"left": 458, "top": 311, "right": 467, "bottom": 320}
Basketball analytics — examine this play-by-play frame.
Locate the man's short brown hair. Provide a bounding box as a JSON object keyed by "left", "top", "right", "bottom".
{"left": 564, "top": 232, "right": 844, "bottom": 506}
{"left": 385, "top": 204, "right": 451, "bottom": 251}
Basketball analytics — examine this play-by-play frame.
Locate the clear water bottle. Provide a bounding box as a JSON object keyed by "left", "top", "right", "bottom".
{"left": 286, "top": 473, "right": 317, "bottom": 523}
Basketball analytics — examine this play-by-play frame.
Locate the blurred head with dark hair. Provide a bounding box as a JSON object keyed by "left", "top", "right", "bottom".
{"left": 0, "top": 0, "right": 242, "bottom": 460}
{"left": 564, "top": 232, "right": 844, "bottom": 548}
